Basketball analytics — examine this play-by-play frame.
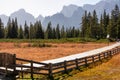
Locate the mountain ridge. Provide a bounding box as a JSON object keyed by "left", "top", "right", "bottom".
{"left": 0, "top": 0, "right": 120, "bottom": 28}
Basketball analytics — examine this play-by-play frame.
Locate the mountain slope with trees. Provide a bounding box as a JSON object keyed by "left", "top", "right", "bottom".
{"left": 0, "top": 5, "right": 119, "bottom": 40}
{"left": 0, "top": 0, "right": 119, "bottom": 28}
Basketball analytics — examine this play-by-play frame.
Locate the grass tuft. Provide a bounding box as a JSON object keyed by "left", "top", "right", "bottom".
{"left": 28, "top": 43, "right": 52, "bottom": 48}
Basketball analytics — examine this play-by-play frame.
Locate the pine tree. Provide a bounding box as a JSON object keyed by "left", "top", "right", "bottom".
{"left": 81, "top": 11, "right": 88, "bottom": 37}
{"left": 52, "top": 28, "right": 56, "bottom": 39}
{"left": 18, "top": 25, "right": 23, "bottom": 39}
{"left": 34, "top": 21, "right": 44, "bottom": 39}
{"left": 45, "top": 22, "right": 53, "bottom": 39}
{"left": 0, "top": 18, "right": 4, "bottom": 38}
{"left": 56, "top": 24, "right": 60, "bottom": 39}
{"left": 66, "top": 27, "right": 72, "bottom": 38}
{"left": 86, "top": 12, "right": 92, "bottom": 38}
{"left": 117, "top": 13, "right": 120, "bottom": 38}
{"left": 101, "top": 10, "right": 109, "bottom": 38}
{"left": 100, "top": 15, "right": 105, "bottom": 38}
{"left": 75, "top": 29, "right": 80, "bottom": 37}
{"left": 61, "top": 25, "right": 66, "bottom": 38}
{"left": 91, "top": 10, "right": 99, "bottom": 38}
{"left": 24, "top": 21, "right": 29, "bottom": 39}
{"left": 110, "top": 5, "right": 120, "bottom": 38}
{"left": 11, "top": 19, "right": 18, "bottom": 38}
{"left": 71, "top": 26, "right": 76, "bottom": 37}
{"left": 106, "top": 14, "right": 110, "bottom": 35}
{"left": 14, "top": 18, "right": 18, "bottom": 38}
{"left": 29, "top": 23, "right": 35, "bottom": 39}
{"left": 6, "top": 18, "right": 12, "bottom": 38}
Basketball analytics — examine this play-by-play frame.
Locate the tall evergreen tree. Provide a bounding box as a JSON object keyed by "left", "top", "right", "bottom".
{"left": 101, "top": 10, "right": 109, "bottom": 38}
{"left": 11, "top": 19, "right": 18, "bottom": 38}
{"left": 66, "top": 27, "right": 72, "bottom": 38}
{"left": 100, "top": 15, "right": 105, "bottom": 38}
{"left": 56, "top": 24, "right": 60, "bottom": 39}
{"left": 45, "top": 22, "right": 53, "bottom": 39}
{"left": 71, "top": 26, "right": 76, "bottom": 37}
{"left": 91, "top": 10, "right": 99, "bottom": 38}
{"left": 52, "top": 28, "right": 56, "bottom": 39}
{"left": 81, "top": 11, "right": 88, "bottom": 37}
{"left": 24, "top": 21, "right": 29, "bottom": 39}
{"left": 0, "top": 18, "right": 4, "bottom": 38}
{"left": 117, "top": 13, "right": 120, "bottom": 38}
{"left": 29, "top": 23, "right": 35, "bottom": 39}
{"left": 14, "top": 18, "right": 18, "bottom": 38}
{"left": 18, "top": 25, "right": 23, "bottom": 39}
{"left": 75, "top": 29, "right": 80, "bottom": 37}
{"left": 110, "top": 5, "right": 120, "bottom": 38}
{"left": 34, "top": 21, "right": 44, "bottom": 39}
{"left": 61, "top": 25, "right": 66, "bottom": 38}
{"left": 86, "top": 12, "right": 92, "bottom": 38}
{"left": 6, "top": 18, "right": 12, "bottom": 38}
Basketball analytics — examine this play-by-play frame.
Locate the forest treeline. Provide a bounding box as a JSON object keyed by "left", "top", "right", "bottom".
{"left": 0, "top": 5, "right": 120, "bottom": 39}
{"left": 81, "top": 5, "right": 120, "bottom": 39}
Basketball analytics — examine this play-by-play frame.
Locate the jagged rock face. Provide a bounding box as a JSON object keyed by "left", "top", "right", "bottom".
{"left": 0, "top": 0, "right": 120, "bottom": 28}
{"left": 10, "top": 9, "right": 35, "bottom": 26}
{"left": 61, "top": 4, "right": 78, "bottom": 17}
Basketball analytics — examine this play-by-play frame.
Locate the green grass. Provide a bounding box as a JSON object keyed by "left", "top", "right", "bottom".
{"left": 0, "top": 38, "right": 111, "bottom": 43}
{"left": 28, "top": 43, "right": 52, "bottom": 48}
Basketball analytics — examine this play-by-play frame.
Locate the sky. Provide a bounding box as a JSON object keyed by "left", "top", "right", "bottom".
{"left": 0, "top": 0, "right": 101, "bottom": 17}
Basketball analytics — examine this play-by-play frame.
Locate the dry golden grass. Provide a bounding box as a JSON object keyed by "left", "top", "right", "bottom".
{"left": 0, "top": 42, "right": 111, "bottom": 62}
{"left": 66, "top": 53, "right": 120, "bottom": 80}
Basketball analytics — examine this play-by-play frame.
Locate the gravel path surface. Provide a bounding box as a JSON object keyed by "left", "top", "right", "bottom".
{"left": 23, "top": 42, "right": 120, "bottom": 67}
{"left": 1, "top": 42, "right": 120, "bottom": 71}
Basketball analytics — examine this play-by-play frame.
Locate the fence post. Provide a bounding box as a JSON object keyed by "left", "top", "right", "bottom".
{"left": 109, "top": 51, "right": 112, "bottom": 57}
{"left": 85, "top": 57, "right": 88, "bottom": 66}
{"left": 118, "top": 47, "right": 120, "bottom": 53}
{"left": 111, "top": 50, "right": 114, "bottom": 55}
{"left": 92, "top": 56, "right": 94, "bottom": 63}
{"left": 11, "top": 54, "right": 16, "bottom": 80}
{"left": 113, "top": 49, "right": 115, "bottom": 55}
{"left": 103, "top": 53, "right": 106, "bottom": 59}
{"left": 116, "top": 48, "right": 118, "bottom": 53}
{"left": 116, "top": 48, "right": 118, "bottom": 54}
{"left": 5, "top": 63, "right": 8, "bottom": 75}
{"left": 111, "top": 50, "right": 113, "bottom": 55}
{"left": 115, "top": 48, "right": 117, "bottom": 54}
{"left": 107, "top": 52, "right": 109, "bottom": 58}
{"left": 21, "top": 63, "right": 23, "bottom": 79}
{"left": 48, "top": 63, "right": 53, "bottom": 78}
{"left": 117, "top": 47, "right": 119, "bottom": 53}
{"left": 114, "top": 49, "right": 116, "bottom": 54}
{"left": 98, "top": 54, "right": 101, "bottom": 61}
{"left": 64, "top": 60, "right": 67, "bottom": 73}
{"left": 13, "top": 54, "right": 16, "bottom": 75}
{"left": 113, "top": 49, "right": 115, "bottom": 54}
{"left": 75, "top": 58, "right": 79, "bottom": 69}
{"left": 31, "top": 60, "right": 34, "bottom": 80}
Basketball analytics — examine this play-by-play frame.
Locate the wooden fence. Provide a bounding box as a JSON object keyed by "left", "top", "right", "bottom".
{"left": 47, "top": 47, "right": 120, "bottom": 76}
{"left": 0, "top": 46, "right": 120, "bottom": 79}
{"left": 15, "top": 58, "right": 49, "bottom": 79}
{"left": 0, "top": 53, "right": 16, "bottom": 77}
{"left": 0, "top": 53, "right": 16, "bottom": 67}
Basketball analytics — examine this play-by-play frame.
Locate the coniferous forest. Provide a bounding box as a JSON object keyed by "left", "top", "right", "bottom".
{"left": 0, "top": 5, "right": 120, "bottom": 40}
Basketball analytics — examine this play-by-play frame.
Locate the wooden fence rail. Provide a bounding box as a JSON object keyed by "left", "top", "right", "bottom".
{"left": 47, "top": 47, "right": 120, "bottom": 77}
{"left": 0, "top": 46, "right": 120, "bottom": 79}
